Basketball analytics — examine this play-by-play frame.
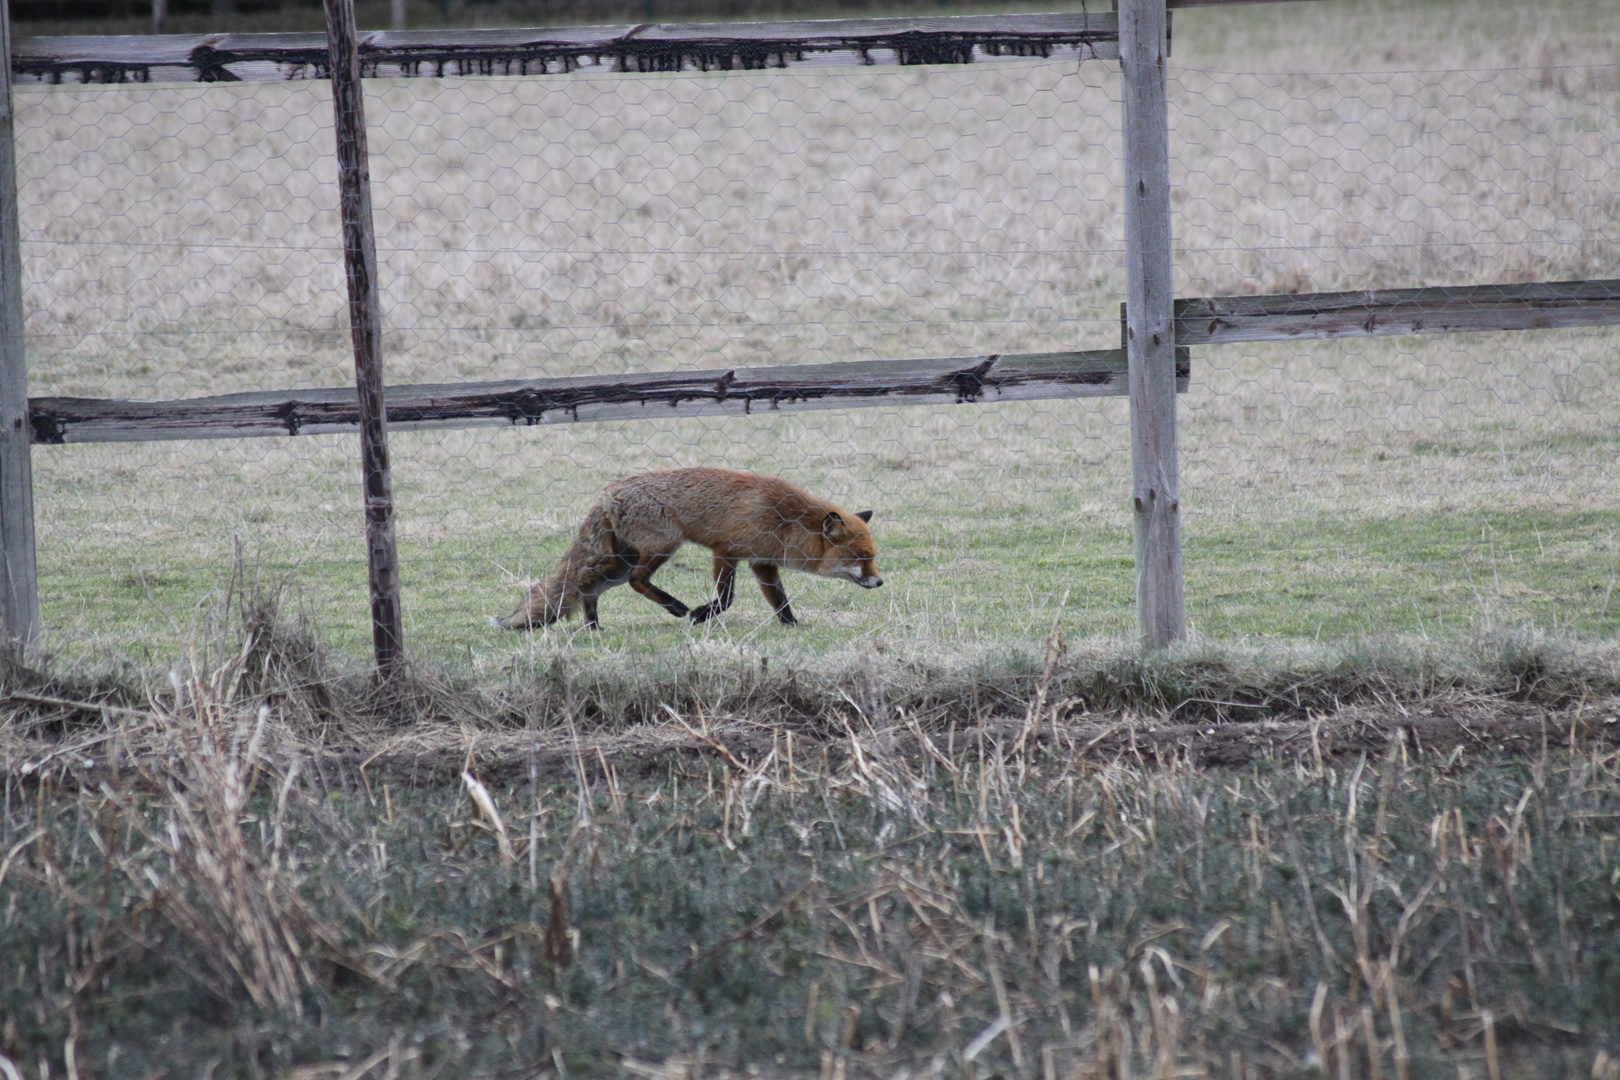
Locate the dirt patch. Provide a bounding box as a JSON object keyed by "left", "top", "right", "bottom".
{"left": 11, "top": 689, "right": 1616, "bottom": 793}
{"left": 335, "top": 696, "right": 1620, "bottom": 783}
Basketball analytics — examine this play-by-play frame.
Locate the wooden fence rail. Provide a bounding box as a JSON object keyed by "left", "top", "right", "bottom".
{"left": 1171, "top": 280, "right": 1620, "bottom": 346}
{"left": 11, "top": 13, "right": 1121, "bottom": 84}
{"left": 1113, "top": 279, "right": 1620, "bottom": 348}
{"left": 28, "top": 349, "right": 1190, "bottom": 444}
{"left": 31, "top": 274, "right": 1620, "bottom": 447}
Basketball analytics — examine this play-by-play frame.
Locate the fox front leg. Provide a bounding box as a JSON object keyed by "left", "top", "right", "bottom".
{"left": 750, "top": 563, "right": 797, "bottom": 625}
{"left": 690, "top": 557, "right": 739, "bottom": 624}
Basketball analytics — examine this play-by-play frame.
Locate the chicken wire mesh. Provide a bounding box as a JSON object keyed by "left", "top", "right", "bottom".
{"left": 1170, "top": 63, "right": 1620, "bottom": 638}
{"left": 12, "top": 49, "right": 1620, "bottom": 661}
{"left": 18, "top": 59, "right": 1133, "bottom": 659}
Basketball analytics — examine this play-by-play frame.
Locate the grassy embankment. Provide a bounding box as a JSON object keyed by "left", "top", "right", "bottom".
{"left": 4, "top": 604, "right": 1620, "bottom": 1076}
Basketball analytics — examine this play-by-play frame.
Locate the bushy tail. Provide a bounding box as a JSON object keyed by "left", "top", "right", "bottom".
{"left": 494, "top": 503, "right": 621, "bottom": 630}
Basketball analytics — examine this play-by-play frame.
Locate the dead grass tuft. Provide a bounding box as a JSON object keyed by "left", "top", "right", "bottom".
{"left": 13, "top": 670, "right": 355, "bottom": 1025}
{"left": 104, "top": 699, "right": 336, "bottom": 1015}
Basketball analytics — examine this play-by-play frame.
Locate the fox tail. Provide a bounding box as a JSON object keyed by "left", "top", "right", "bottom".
{"left": 494, "top": 502, "right": 623, "bottom": 630}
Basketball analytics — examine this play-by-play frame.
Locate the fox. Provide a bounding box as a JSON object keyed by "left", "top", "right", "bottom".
{"left": 493, "top": 467, "right": 883, "bottom": 631}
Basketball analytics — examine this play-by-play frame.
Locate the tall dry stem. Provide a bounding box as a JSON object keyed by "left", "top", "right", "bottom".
{"left": 107, "top": 672, "right": 342, "bottom": 1015}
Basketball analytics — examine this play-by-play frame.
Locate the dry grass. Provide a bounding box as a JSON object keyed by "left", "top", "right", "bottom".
{"left": 4, "top": 591, "right": 1620, "bottom": 1076}
{"left": 16, "top": 32, "right": 1619, "bottom": 393}
{"left": 68, "top": 700, "right": 335, "bottom": 1016}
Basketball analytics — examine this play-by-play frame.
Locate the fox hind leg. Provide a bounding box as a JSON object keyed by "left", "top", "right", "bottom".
{"left": 628, "top": 551, "right": 690, "bottom": 619}
{"left": 580, "top": 545, "right": 637, "bottom": 629}
{"left": 495, "top": 510, "right": 638, "bottom": 632}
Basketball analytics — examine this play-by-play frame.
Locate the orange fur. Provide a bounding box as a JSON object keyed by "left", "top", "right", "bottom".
{"left": 495, "top": 468, "right": 882, "bottom": 630}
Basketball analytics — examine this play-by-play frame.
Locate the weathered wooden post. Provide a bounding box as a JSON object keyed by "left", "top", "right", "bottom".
{"left": 1120, "top": 0, "right": 1184, "bottom": 647}
{"left": 0, "top": 0, "right": 40, "bottom": 652}
{"left": 323, "top": 0, "right": 405, "bottom": 671}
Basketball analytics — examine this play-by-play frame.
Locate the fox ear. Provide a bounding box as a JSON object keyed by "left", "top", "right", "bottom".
{"left": 821, "top": 511, "right": 848, "bottom": 540}
{"left": 855, "top": 509, "right": 874, "bottom": 523}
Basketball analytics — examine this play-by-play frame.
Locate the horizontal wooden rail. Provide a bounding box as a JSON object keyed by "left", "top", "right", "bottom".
{"left": 35, "top": 275, "right": 1615, "bottom": 446}
{"left": 12, "top": 13, "right": 1119, "bottom": 85}
{"left": 1118, "top": 0, "right": 1323, "bottom": 7}
{"left": 1171, "top": 279, "right": 1620, "bottom": 346}
{"left": 29, "top": 347, "right": 1189, "bottom": 444}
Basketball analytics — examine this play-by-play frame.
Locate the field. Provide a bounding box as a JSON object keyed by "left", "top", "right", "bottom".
{"left": 5, "top": 0, "right": 1620, "bottom": 1076}
{"left": 11, "top": 0, "right": 1620, "bottom": 664}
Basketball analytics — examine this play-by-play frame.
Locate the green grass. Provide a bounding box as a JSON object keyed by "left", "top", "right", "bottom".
{"left": 1190, "top": 508, "right": 1620, "bottom": 641}
{"left": 36, "top": 500, "right": 1620, "bottom": 668}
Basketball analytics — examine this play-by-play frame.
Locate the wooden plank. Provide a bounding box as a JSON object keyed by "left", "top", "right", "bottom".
{"left": 1174, "top": 280, "right": 1620, "bottom": 346}
{"left": 0, "top": 0, "right": 39, "bottom": 651}
{"left": 1117, "top": 0, "right": 1325, "bottom": 7}
{"left": 11, "top": 13, "right": 1119, "bottom": 85}
{"left": 28, "top": 349, "right": 1190, "bottom": 445}
{"left": 324, "top": 0, "right": 403, "bottom": 671}
{"left": 1121, "top": 0, "right": 1184, "bottom": 649}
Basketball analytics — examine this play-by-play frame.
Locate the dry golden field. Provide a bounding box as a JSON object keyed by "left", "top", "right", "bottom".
{"left": 12, "top": 0, "right": 1620, "bottom": 663}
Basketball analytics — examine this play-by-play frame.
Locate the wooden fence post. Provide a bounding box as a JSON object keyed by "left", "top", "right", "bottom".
{"left": 0, "top": 0, "right": 40, "bottom": 652}
{"left": 1120, "top": 0, "right": 1184, "bottom": 647}
{"left": 323, "top": 0, "right": 405, "bottom": 672}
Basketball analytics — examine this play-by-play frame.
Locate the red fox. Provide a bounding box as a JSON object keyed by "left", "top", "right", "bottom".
{"left": 494, "top": 468, "right": 883, "bottom": 631}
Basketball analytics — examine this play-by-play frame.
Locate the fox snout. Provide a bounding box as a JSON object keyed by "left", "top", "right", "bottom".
{"left": 830, "top": 563, "right": 882, "bottom": 588}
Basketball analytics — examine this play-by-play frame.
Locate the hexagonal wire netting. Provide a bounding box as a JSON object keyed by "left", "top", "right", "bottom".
{"left": 13, "top": 52, "right": 1620, "bottom": 661}
{"left": 1171, "top": 64, "right": 1620, "bottom": 640}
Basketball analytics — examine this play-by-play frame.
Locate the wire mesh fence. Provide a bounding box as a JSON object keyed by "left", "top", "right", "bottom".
{"left": 19, "top": 59, "right": 1134, "bottom": 659}
{"left": 1170, "top": 63, "right": 1620, "bottom": 638}
{"left": 12, "top": 42, "right": 1620, "bottom": 661}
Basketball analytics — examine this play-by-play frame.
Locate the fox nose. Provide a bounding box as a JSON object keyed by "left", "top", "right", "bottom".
{"left": 861, "top": 575, "right": 883, "bottom": 589}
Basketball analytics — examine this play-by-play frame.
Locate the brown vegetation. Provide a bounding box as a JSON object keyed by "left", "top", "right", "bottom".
{"left": 4, "top": 587, "right": 1620, "bottom": 1076}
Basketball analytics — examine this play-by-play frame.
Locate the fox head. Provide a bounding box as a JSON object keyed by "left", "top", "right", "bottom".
{"left": 816, "top": 509, "right": 883, "bottom": 589}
